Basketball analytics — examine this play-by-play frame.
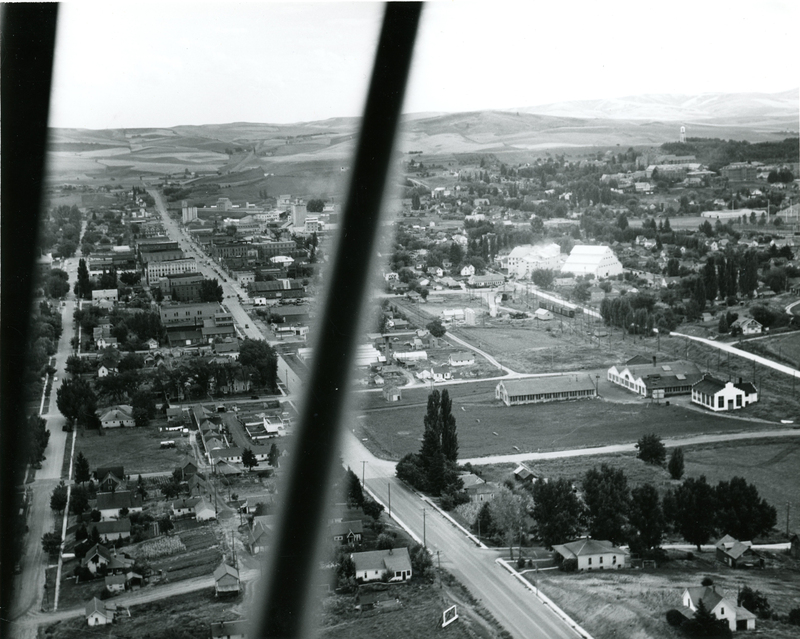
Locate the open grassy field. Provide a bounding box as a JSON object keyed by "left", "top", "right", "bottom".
{"left": 477, "top": 437, "right": 800, "bottom": 533}
{"left": 318, "top": 575, "right": 509, "bottom": 639}
{"left": 356, "top": 388, "right": 776, "bottom": 461}
{"left": 527, "top": 552, "right": 800, "bottom": 639}
{"left": 41, "top": 590, "right": 245, "bottom": 639}
{"left": 738, "top": 331, "right": 800, "bottom": 370}
{"left": 73, "top": 426, "right": 194, "bottom": 475}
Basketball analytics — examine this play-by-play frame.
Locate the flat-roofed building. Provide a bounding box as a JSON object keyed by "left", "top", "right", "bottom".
{"left": 495, "top": 375, "right": 597, "bottom": 406}
{"left": 146, "top": 257, "right": 196, "bottom": 284}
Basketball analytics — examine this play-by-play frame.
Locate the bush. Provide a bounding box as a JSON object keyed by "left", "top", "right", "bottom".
{"left": 701, "top": 576, "right": 714, "bottom": 586}
{"left": 560, "top": 558, "right": 578, "bottom": 572}
{"left": 517, "top": 556, "right": 526, "bottom": 570}
{"left": 439, "top": 494, "right": 455, "bottom": 511}
{"left": 738, "top": 586, "right": 771, "bottom": 619}
{"left": 788, "top": 607, "right": 800, "bottom": 625}
{"left": 666, "top": 609, "right": 685, "bottom": 627}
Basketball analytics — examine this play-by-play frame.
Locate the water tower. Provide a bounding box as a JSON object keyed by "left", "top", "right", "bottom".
{"left": 679, "top": 126, "right": 686, "bottom": 144}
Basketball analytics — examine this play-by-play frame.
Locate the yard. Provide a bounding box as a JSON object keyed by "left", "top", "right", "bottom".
{"left": 41, "top": 589, "right": 244, "bottom": 639}
{"left": 526, "top": 552, "right": 800, "bottom": 639}
{"left": 356, "top": 390, "right": 777, "bottom": 461}
{"left": 318, "top": 575, "right": 509, "bottom": 639}
{"left": 73, "top": 425, "right": 195, "bottom": 475}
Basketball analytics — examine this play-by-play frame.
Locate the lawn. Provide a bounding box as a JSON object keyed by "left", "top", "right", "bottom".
{"left": 41, "top": 590, "right": 244, "bottom": 639}
{"left": 526, "top": 553, "right": 800, "bottom": 639}
{"left": 356, "top": 394, "right": 776, "bottom": 461}
{"left": 73, "top": 425, "right": 195, "bottom": 475}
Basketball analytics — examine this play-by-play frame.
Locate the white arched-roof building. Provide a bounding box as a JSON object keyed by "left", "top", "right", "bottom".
{"left": 561, "top": 245, "right": 623, "bottom": 279}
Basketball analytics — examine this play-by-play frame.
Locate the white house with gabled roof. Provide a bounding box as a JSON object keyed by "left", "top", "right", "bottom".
{"left": 561, "top": 245, "right": 622, "bottom": 278}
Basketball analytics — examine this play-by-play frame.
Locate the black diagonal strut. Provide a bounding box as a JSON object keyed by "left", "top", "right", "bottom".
{"left": 254, "top": 3, "right": 422, "bottom": 637}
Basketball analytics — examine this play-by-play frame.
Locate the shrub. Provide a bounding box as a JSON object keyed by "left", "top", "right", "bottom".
{"left": 788, "top": 607, "right": 800, "bottom": 625}
{"left": 666, "top": 609, "right": 685, "bottom": 627}
{"left": 738, "top": 586, "right": 771, "bottom": 619}
{"left": 560, "top": 558, "right": 578, "bottom": 572}
{"left": 701, "top": 576, "right": 714, "bottom": 586}
{"left": 517, "top": 556, "right": 526, "bottom": 570}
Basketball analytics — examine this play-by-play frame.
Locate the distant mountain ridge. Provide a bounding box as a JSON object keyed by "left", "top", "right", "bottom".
{"left": 510, "top": 89, "right": 799, "bottom": 121}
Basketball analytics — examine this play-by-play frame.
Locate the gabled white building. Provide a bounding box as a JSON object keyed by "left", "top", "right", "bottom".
{"left": 506, "top": 243, "right": 561, "bottom": 279}
{"left": 691, "top": 375, "right": 758, "bottom": 412}
{"left": 561, "top": 245, "right": 622, "bottom": 278}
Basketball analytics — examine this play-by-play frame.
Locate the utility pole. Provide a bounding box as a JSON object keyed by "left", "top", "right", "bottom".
{"left": 388, "top": 483, "right": 391, "bottom": 517}
{"left": 423, "top": 508, "right": 427, "bottom": 549}
{"left": 787, "top": 502, "right": 791, "bottom": 538}
{"left": 437, "top": 550, "right": 442, "bottom": 589}
{"left": 361, "top": 460, "right": 367, "bottom": 488}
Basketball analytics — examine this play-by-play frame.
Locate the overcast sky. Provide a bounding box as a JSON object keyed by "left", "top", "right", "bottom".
{"left": 49, "top": 0, "right": 799, "bottom": 129}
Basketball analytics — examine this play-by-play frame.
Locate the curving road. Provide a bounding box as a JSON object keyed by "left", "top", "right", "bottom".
{"left": 670, "top": 331, "right": 800, "bottom": 379}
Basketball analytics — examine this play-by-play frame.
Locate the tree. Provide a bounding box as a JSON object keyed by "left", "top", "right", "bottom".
{"left": 75, "top": 452, "right": 91, "bottom": 485}
{"left": 636, "top": 433, "right": 666, "bottom": 466}
{"left": 532, "top": 478, "right": 583, "bottom": 549}
{"left": 490, "top": 486, "right": 530, "bottom": 560}
{"left": 738, "top": 586, "right": 771, "bottom": 619}
{"left": 582, "top": 464, "right": 630, "bottom": 545}
{"left": 345, "top": 468, "right": 364, "bottom": 508}
{"left": 668, "top": 447, "right": 685, "bottom": 480}
{"left": 703, "top": 260, "right": 718, "bottom": 302}
{"left": 668, "top": 476, "right": 717, "bottom": 550}
{"left": 50, "top": 481, "right": 68, "bottom": 513}
{"left": 474, "top": 501, "right": 495, "bottom": 538}
{"left": 239, "top": 339, "right": 278, "bottom": 390}
{"left": 42, "top": 532, "right": 62, "bottom": 557}
{"left": 161, "top": 477, "right": 181, "bottom": 499}
{"left": 717, "top": 314, "right": 729, "bottom": 334}
{"left": 408, "top": 543, "right": 434, "bottom": 581}
{"left": 199, "top": 279, "right": 224, "bottom": 303}
{"left": 714, "top": 477, "right": 777, "bottom": 540}
{"left": 572, "top": 281, "right": 590, "bottom": 303}
{"left": 56, "top": 378, "right": 99, "bottom": 430}
{"left": 70, "top": 486, "right": 90, "bottom": 516}
{"left": 136, "top": 475, "right": 148, "bottom": 501}
{"left": 242, "top": 447, "right": 259, "bottom": 471}
{"left": 159, "top": 515, "right": 174, "bottom": 535}
{"left": 306, "top": 198, "right": 324, "bottom": 213}
{"left": 268, "top": 443, "right": 280, "bottom": 467}
{"left": 362, "top": 498, "right": 384, "bottom": 520}
{"left": 426, "top": 319, "right": 447, "bottom": 338}
{"left": 411, "top": 193, "right": 421, "bottom": 211}
{"left": 685, "top": 599, "right": 731, "bottom": 638}
{"left": 132, "top": 406, "right": 149, "bottom": 428}
{"left": 439, "top": 390, "right": 458, "bottom": 463}
{"left": 629, "top": 484, "right": 664, "bottom": 550}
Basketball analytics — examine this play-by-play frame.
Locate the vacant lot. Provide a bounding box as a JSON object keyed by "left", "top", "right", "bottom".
{"left": 357, "top": 393, "right": 775, "bottom": 461}
{"left": 739, "top": 331, "right": 800, "bottom": 370}
{"left": 74, "top": 426, "right": 194, "bottom": 475}
{"left": 319, "top": 576, "right": 507, "bottom": 639}
{"left": 528, "top": 554, "right": 800, "bottom": 639}
{"left": 42, "top": 590, "right": 244, "bottom": 639}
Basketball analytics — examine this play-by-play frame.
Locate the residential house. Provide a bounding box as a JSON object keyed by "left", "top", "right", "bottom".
{"left": 382, "top": 385, "right": 402, "bottom": 402}
{"left": 495, "top": 376, "right": 597, "bottom": 406}
{"left": 460, "top": 264, "right": 476, "bottom": 277}
{"left": 214, "top": 563, "right": 241, "bottom": 596}
{"left": 682, "top": 585, "right": 756, "bottom": 631}
{"left": 210, "top": 620, "right": 249, "bottom": 639}
{"left": 533, "top": 308, "right": 554, "bottom": 321}
{"left": 178, "top": 460, "right": 199, "bottom": 480}
{"left": 85, "top": 597, "right": 114, "bottom": 626}
{"left": 146, "top": 338, "right": 159, "bottom": 350}
{"left": 99, "top": 405, "right": 135, "bottom": 428}
{"left": 97, "top": 365, "right": 117, "bottom": 378}
{"left": 96, "top": 466, "right": 125, "bottom": 492}
{"left": 330, "top": 520, "right": 364, "bottom": 545}
{"left": 172, "top": 497, "right": 202, "bottom": 518}
{"left": 187, "top": 473, "right": 209, "bottom": 496}
{"left": 692, "top": 375, "right": 758, "bottom": 412}
{"left": 104, "top": 574, "right": 127, "bottom": 594}
{"left": 730, "top": 317, "right": 762, "bottom": 335}
{"left": 351, "top": 547, "right": 412, "bottom": 583}
{"left": 96, "top": 491, "right": 143, "bottom": 521}
{"left": 248, "top": 519, "right": 273, "bottom": 555}
{"left": 195, "top": 498, "right": 217, "bottom": 521}
{"left": 513, "top": 464, "right": 536, "bottom": 483}
{"left": 552, "top": 538, "right": 628, "bottom": 571}
{"left": 81, "top": 544, "right": 134, "bottom": 575}
{"left": 96, "top": 337, "right": 119, "bottom": 349}
{"left": 449, "top": 351, "right": 475, "bottom": 367}
{"left": 715, "top": 535, "right": 764, "bottom": 569}
{"left": 91, "top": 519, "right": 131, "bottom": 542}
{"left": 460, "top": 473, "right": 495, "bottom": 502}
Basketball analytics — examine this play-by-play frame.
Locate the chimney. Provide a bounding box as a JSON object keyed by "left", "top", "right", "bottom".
{"left": 739, "top": 377, "right": 743, "bottom": 384}
{"left": 652, "top": 355, "right": 657, "bottom": 367}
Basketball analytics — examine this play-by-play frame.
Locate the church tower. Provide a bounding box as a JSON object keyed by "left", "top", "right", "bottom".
{"left": 679, "top": 126, "right": 686, "bottom": 144}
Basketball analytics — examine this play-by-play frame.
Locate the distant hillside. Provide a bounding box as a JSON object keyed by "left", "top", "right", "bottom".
{"left": 511, "top": 89, "right": 799, "bottom": 121}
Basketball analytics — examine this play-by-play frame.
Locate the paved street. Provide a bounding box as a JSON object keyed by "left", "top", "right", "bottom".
{"left": 10, "top": 258, "right": 79, "bottom": 636}
{"left": 340, "top": 431, "right": 581, "bottom": 639}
